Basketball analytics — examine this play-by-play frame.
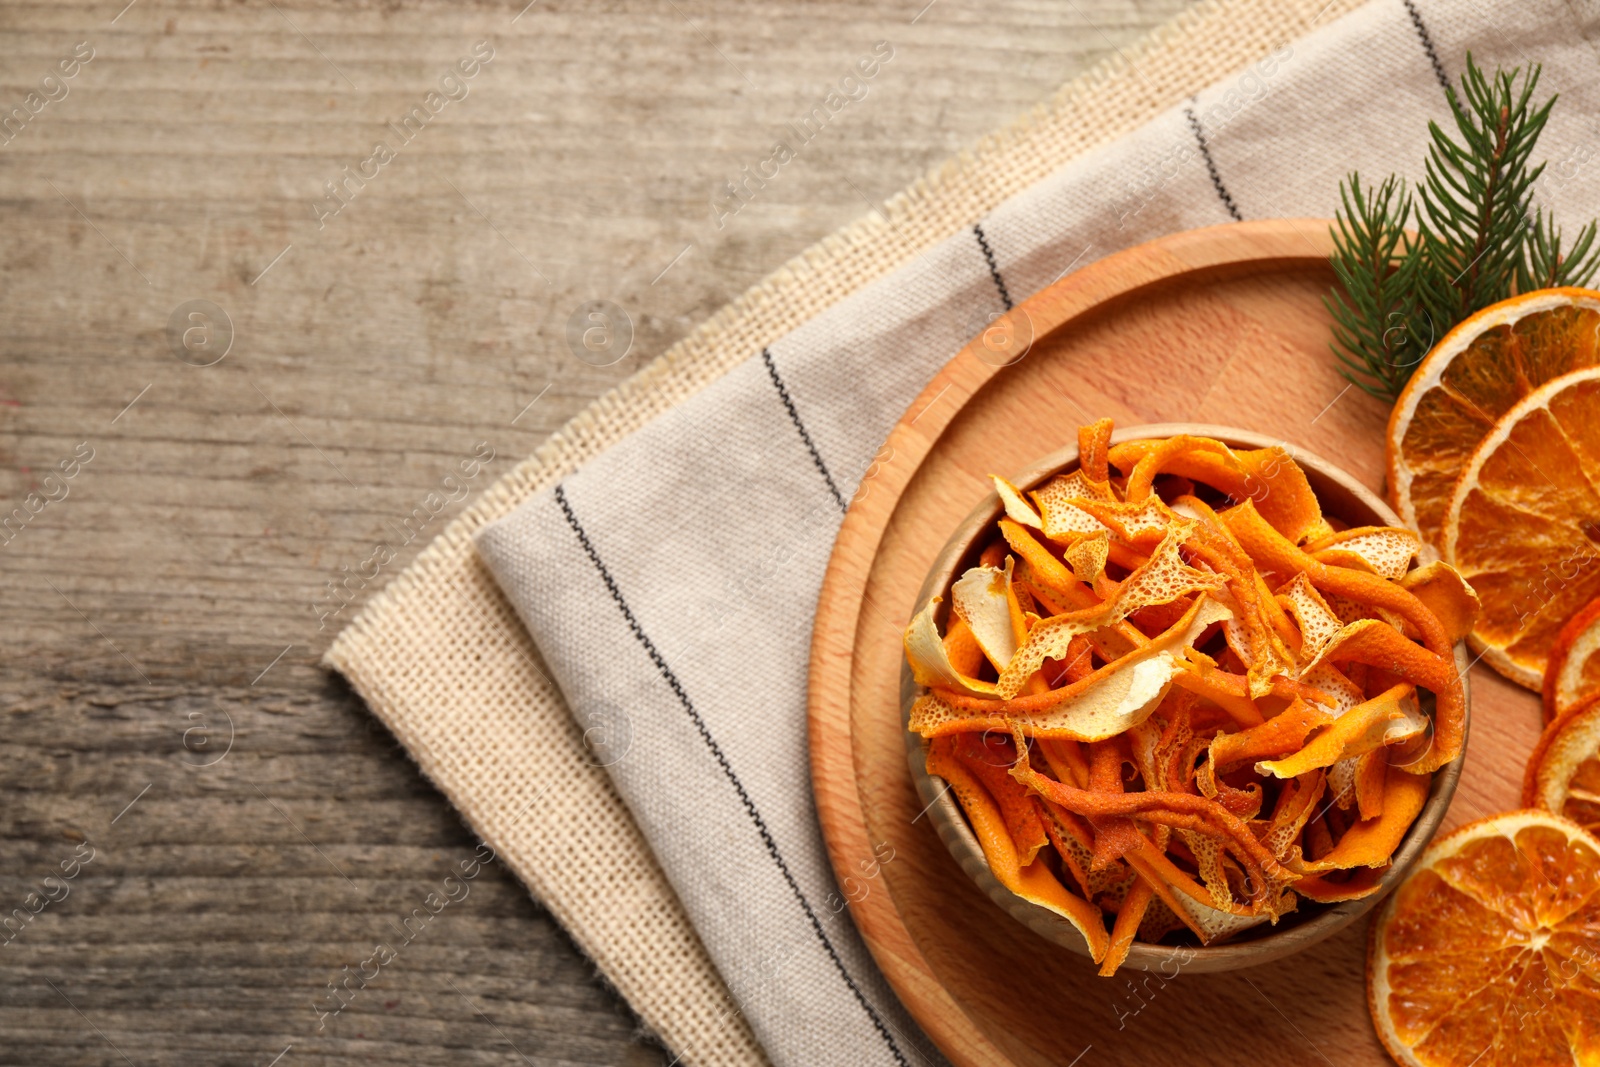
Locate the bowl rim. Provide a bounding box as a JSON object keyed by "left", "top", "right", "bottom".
{"left": 901, "top": 422, "right": 1470, "bottom": 973}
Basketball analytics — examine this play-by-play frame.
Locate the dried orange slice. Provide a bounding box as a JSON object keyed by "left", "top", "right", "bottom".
{"left": 1544, "top": 597, "right": 1600, "bottom": 723}
{"left": 1441, "top": 366, "right": 1600, "bottom": 689}
{"left": 1368, "top": 810, "right": 1600, "bottom": 1067}
{"left": 1524, "top": 697, "right": 1600, "bottom": 835}
{"left": 1387, "top": 288, "right": 1600, "bottom": 548}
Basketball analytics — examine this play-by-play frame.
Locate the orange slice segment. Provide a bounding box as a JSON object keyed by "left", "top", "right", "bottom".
{"left": 1441, "top": 365, "right": 1600, "bottom": 690}
{"left": 1368, "top": 810, "right": 1600, "bottom": 1067}
{"left": 1544, "top": 596, "right": 1600, "bottom": 724}
{"left": 1524, "top": 697, "right": 1600, "bottom": 836}
{"left": 1387, "top": 288, "right": 1600, "bottom": 548}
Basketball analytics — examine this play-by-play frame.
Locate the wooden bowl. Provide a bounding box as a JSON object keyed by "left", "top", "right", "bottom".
{"left": 902, "top": 423, "right": 1471, "bottom": 972}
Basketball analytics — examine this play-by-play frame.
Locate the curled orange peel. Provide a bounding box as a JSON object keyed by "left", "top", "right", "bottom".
{"left": 1115, "top": 435, "right": 1236, "bottom": 503}
{"left": 1276, "top": 571, "right": 1346, "bottom": 663}
{"left": 1292, "top": 865, "right": 1388, "bottom": 902}
{"left": 1263, "top": 770, "right": 1327, "bottom": 859}
{"left": 1256, "top": 683, "right": 1424, "bottom": 779}
{"left": 1223, "top": 500, "right": 1450, "bottom": 654}
{"left": 989, "top": 474, "right": 1043, "bottom": 529}
{"left": 1039, "top": 799, "right": 1125, "bottom": 900}
{"left": 1167, "top": 663, "right": 1268, "bottom": 728}
{"left": 950, "top": 558, "right": 1026, "bottom": 674}
{"left": 1110, "top": 436, "right": 1331, "bottom": 545}
{"left": 999, "top": 519, "right": 1098, "bottom": 611}
{"left": 1182, "top": 519, "right": 1305, "bottom": 691}
{"left": 1119, "top": 831, "right": 1294, "bottom": 943}
{"left": 912, "top": 655, "right": 1179, "bottom": 742}
{"left": 1100, "top": 877, "right": 1155, "bottom": 976}
{"left": 993, "top": 526, "right": 1223, "bottom": 698}
{"left": 1355, "top": 748, "right": 1389, "bottom": 821}
{"left": 1072, "top": 496, "right": 1178, "bottom": 548}
{"left": 903, "top": 598, "right": 998, "bottom": 697}
{"left": 1063, "top": 530, "right": 1110, "bottom": 589}
{"left": 1254, "top": 570, "right": 1304, "bottom": 652}
{"left": 1301, "top": 662, "right": 1366, "bottom": 714}
{"left": 1396, "top": 560, "right": 1480, "bottom": 646}
{"left": 917, "top": 597, "right": 1235, "bottom": 741}
{"left": 949, "top": 732, "right": 1049, "bottom": 865}
{"left": 1030, "top": 471, "right": 1113, "bottom": 540}
{"left": 1198, "top": 697, "right": 1332, "bottom": 799}
{"left": 1038, "top": 736, "right": 1090, "bottom": 788}
{"left": 926, "top": 736, "right": 1112, "bottom": 962}
{"left": 1078, "top": 418, "right": 1115, "bottom": 484}
{"left": 942, "top": 614, "right": 986, "bottom": 677}
{"left": 1306, "top": 525, "right": 1419, "bottom": 579}
{"left": 1009, "top": 743, "right": 1297, "bottom": 908}
{"left": 1224, "top": 501, "right": 1464, "bottom": 772}
{"left": 1298, "top": 619, "right": 1463, "bottom": 773}
{"left": 1292, "top": 763, "right": 1429, "bottom": 872}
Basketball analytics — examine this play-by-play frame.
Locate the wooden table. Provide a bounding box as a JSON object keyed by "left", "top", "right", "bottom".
{"left": 0, "top": 1, "right": 1191, "bottom": 1063}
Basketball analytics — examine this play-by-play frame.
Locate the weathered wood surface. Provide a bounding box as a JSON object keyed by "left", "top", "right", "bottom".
{"left": 0, "top": 0, "right": 1193, "bottom": 1063}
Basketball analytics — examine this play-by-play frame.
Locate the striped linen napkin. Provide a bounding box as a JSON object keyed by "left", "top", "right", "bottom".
{"left": 473, "top": 1, "right": 1600, "bottom": 1063}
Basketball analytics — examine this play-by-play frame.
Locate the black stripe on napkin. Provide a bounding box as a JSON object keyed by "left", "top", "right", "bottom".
{"left": 554, "top": 484, "right": 909, "bottom": 1067}
{"left": 972, "top": 223, "right": 1014, "bottom": 310}
{"left": 1402, "top": 0, "right": 1450, "bottom": 91}
{"left": 762, "top": 348, "right": 848, "bottom": 513}
{"left": 1184, "top": 105, "right": 1243, "bottom": 222}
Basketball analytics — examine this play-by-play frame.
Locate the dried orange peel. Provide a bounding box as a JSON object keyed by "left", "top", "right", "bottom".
{"left": 905, "top": 421, "right": 1472, "bottom": 975}
{"left": 926, "top": 734, "right": 1112, "bottom": 961}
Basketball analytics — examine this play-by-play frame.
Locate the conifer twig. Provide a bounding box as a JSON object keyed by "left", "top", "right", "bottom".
{"left": 1326, "top": 54, "right": 1600, "bottom": 403}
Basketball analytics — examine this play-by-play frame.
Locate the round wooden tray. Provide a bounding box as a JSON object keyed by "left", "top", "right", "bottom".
{"left": 806, "top": 220, "right": 1541, "bottom": 1067}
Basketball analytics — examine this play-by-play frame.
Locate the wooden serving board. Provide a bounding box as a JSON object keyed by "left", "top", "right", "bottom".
{"left": 806, "top": 220, "right": 1543, "bottom": 1067}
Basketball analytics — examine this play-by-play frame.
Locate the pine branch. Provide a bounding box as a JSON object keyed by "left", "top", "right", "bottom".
{"left": 1325, "top": 174, "right": 1429, "bottom": 401}
{"left": 1518, "top": 208, "right": 1600, "bottom": 290}
{"left": 1412, "top": 55, "right": 1551, "bottom": 329}
{"left": 1325, "top": 53, "right": 1600, "bottom": 405}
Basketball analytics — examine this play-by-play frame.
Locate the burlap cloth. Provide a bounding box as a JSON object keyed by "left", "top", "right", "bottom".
{"left": 324, "top": 0, "right": 1364, "bottom": 1062}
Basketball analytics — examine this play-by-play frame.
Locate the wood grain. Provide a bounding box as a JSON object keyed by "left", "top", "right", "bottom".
{"left": 0, "top": 0, "right": 1195, "bottom": 1063}
{"left": 807, "top": 220, "right": 1543, "bottom": 1067}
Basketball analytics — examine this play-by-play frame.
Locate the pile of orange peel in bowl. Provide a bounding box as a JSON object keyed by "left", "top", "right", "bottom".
{"left": 903, "top": 419, "right": 1477, "bottom": 977}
